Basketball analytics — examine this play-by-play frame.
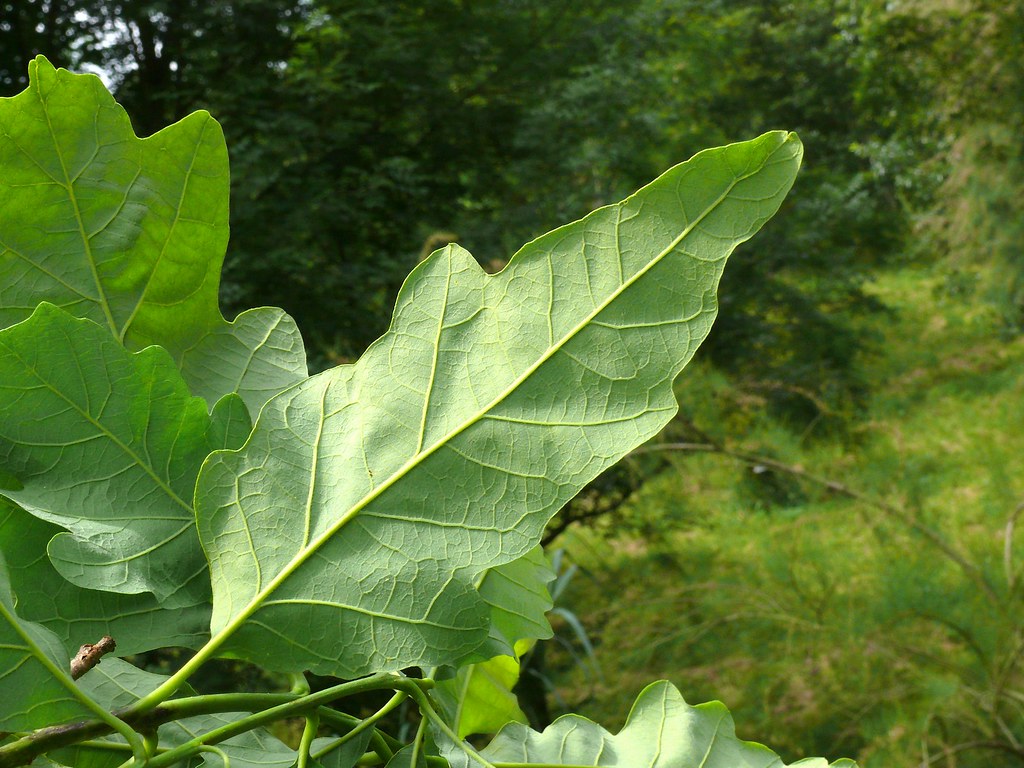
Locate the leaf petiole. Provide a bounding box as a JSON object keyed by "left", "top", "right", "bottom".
{"left": 314, "top": 690, "right": 406, "bottom": 764}
{"left": 142, "top": 674, "right": 421, "bottom": 768}
{"left": 0, "top": 675, "right": 417, "bottom": 767}
{"left": 409, "top": 716, "right": 428, "bottom": 767}
{"left": 0, "top": 599, "right": 148, "bottom": 767}
{"left": 197, "top": 745, "right": 232, "bottom": 767}
{"left": 296, "top": 710, "right": 318, "bottom": 768}
{"left": 317, "top": 705, "right": 398, "bottom": 764}
{"left": 403, "top": 683, "right": 496, "bottom": 768}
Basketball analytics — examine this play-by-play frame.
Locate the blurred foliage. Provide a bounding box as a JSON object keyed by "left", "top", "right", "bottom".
{"left": 910, "top": 0, "right": 1024, "bottom": 330}
{"left": 552, "top": 266, "right": 1024, "bottom": 767}
{"left": 0, "top": 0, "right": 936, "bottom": 402}
{"left": 0, "top": 0, "right": 92, "bottom": 90}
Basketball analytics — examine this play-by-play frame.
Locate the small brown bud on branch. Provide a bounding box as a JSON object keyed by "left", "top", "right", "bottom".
{"left": 70, "top": 635, "right": 116, "bottom": 680}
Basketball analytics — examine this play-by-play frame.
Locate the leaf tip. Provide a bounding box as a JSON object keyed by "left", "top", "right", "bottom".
{"left": 28, "top": 54, "right": 55, "bottom": 78}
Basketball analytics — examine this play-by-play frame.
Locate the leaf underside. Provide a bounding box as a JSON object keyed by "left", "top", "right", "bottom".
{"left": 0, "top": 56, "right": 306, "bottom": 414}
{"left": 438, "top": 680, "right": 857, "bottom": 768}
{"left": 196, "top": 131, "right": 803, "bottom": 677}
{"left": 0, "top": 56, "right": 859, "bottom": 768}
{"left": 0, "top": 304, "right": 249, "bottom": 606}
{"left": 0, "top": 552, "right": 97, "bottom": 731}
{"left": 474, "top": 545, "right": 555, "bottom": 660}
{"left": 0, "top": 497, "right": 210, "bottom": 656}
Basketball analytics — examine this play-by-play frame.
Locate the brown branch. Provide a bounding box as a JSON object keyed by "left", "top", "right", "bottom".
{"left": 738, "top": 378, "right": 837, "bottom": 417}
{"left": 70, "top": 636, "right": 116, "bottom": 681}
{"left": 543, "top": 501, "right": 623, "bottom": 546}
{"left": 542, "top": 454, "right": 670, "bottom": 546}
{"left": 916, "top": 738, "right": 1024, "bottom": 767}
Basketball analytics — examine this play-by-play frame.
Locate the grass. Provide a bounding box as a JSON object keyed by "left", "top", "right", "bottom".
{"left": 543, "top": 263, "right": 1024, "bottom": 767}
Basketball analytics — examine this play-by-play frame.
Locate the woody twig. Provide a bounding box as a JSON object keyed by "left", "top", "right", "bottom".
{"left": 70, "top": 636, "right": 116, "bottom": 680}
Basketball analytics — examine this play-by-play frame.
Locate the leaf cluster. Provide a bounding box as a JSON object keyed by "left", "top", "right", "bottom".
{"left": 1, "top": 0, "right": 924, "bottom": 422}
{"left": 0, "top": 58, "right": 861, "bottom": 767}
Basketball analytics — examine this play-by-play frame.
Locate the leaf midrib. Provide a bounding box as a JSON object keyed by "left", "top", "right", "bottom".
{"left": 117, "top": 118, "right": 208, "bottom": 345}
{"left": 213, "top": 137, "right": 791, "bottom": 641}
{"left": 37, "top": 66, "right": 118, "bottom": 339}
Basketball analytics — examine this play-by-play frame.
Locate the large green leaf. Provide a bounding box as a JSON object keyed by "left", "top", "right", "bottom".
{"left": 0, "top": 56, "right": 306, "bottom": 413}
{"left": 437, "top": 680, "right": 857, "bottom": 768}
{"left": 0, "top": 498, "right": 210, "bottom": 655}
{"left": 0, "top": 552, "right": 99, "bottom": 731}
{"left": 0, "top": 303, "right": 249, "bottom": 606}
{"left": 433, "top": 549, "right": 554, "bottom": 738}
{"left": 195, "top": 131, "right": 802, "bottom": 676}
{"left": 475, "top": 546, "right": 555, "bottom": 660}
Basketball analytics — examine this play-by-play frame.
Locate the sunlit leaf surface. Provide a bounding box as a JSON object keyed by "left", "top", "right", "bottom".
{"left": 196, "top": 132, "right": 803, "bottom": 676}
{"left": 0, "top": 57, "right": 306, "bottom": 413}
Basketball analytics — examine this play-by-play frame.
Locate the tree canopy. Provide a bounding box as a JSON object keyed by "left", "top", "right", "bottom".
{"left": 5, "top": 0, "right": 987, "bottom": 412}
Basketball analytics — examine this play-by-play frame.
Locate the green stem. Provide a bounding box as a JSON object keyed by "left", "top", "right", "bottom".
{"left": 143, "top": 674, "right": 413, "bottom": 768}
{"left": 0, "top": 600, "right": 148, "bottom": 766}
{"left": 0, "top": 676, "right": 410, "bottom": 767}
{"left": 126, "top": 633, "right": 233, "bottom": 714}
{"left": 157, "top": 692, "right": 295, "bottom": 719}
{"left": 197, "top": 744, "right": 232, "bottom": 767}
{"left": 296, "top": 710, "right": 319, "bottom": 768}
{"left": 317, "top": 704, "right": 397, "bottom": 764}
{"left": 354, "top": 755, "right": 448, "bottom": 767}
{"left": 403, "top": 685, "right": 496, "bottom": 768}
{"left": 72, "top": 739, "right": 133, "bottom": 755}
{"left": 313, "top": 690, "right": 406, "bottom": 764}
{"left": 290, "top": 672, "right": 311, "bottom": 695}
{"left": 409, "top": 716, "right": 428, "bottom": 766}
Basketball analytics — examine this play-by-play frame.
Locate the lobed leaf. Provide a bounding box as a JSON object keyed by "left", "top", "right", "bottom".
{"left": 0, "top": 303, "right": 250, "bottom": 606}
{"left": 0, "top": 56, "right": 306, "bottom": 413}
{"left": 472, "top": 545, "right": 555, "bottom": 661}
{"left": 434, "top": 549, "right": 552, "bottom": 739}
{"left": 434, "top": 652, "right": 527, "bottom": 739}
{"left": 0, "top": 497, "right": 209, "bottom": 655}
{"left": 195, "top": 131, "right": 803, "bottom": 676}
{"left": 437, "top": 680, "right": 858, "bottom": 768}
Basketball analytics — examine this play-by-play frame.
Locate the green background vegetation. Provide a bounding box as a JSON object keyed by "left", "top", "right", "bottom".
{"left": 3, "top": 0, "right": 1022, "bottom": 765}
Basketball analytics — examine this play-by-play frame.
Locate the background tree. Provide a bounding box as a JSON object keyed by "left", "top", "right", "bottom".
{"left": 2, "top": 0, "right": 929, "bottom": 402}
{"left": 0, "top": 0, "right": 99, "bottom": 90}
